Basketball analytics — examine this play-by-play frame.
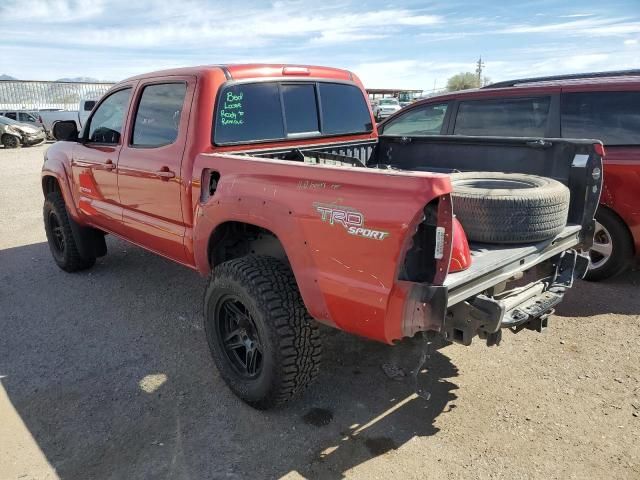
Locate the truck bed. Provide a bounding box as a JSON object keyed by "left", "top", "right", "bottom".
{"left": 228, "top": 136, "right": 600, "bottom": 301}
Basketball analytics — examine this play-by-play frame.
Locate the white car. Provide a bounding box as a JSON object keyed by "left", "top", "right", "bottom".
{"left": 373, "top": 98, "right": 401, "bottom": 121}
{"left": 38, "top": 98, "right": 99, "bottom": 137}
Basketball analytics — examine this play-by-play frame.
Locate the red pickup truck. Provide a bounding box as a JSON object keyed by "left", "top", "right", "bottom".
{"left": 43, "top": 64, "right": 602, "bottom": 409}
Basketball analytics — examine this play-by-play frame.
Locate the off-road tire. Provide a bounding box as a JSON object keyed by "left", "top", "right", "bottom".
{"left": 43, "top": 192, "right": 96, "bottom": 272}
{"left": 450, "top": 172, "right": 570, "bottom": 244}
{"left": 204, "top": 255, "right": 321, "bottom": 409}
{"left": 1, "top": 134, "right": 20, "bottom": 149}
{"left": 583, "top": 207, "right": 634, "bottom": 281}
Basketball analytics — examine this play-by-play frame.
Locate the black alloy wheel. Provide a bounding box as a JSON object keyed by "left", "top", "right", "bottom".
{"left": 215, "top": 295, "right": 263, "bottom": 378}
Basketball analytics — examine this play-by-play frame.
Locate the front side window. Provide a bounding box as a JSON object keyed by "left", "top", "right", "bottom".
{"left": 18, "top": 112, "right": 35, "bottom": 122}
{"left": 87, "top": 88, "right": 132, "bottom": 144}
{"left": 561, "top": 91, "right": 640, "bottom": 145}
{"left": 132, "top": 83, "right": 187, "bottom": 147}
{"left": 214, "top": 81, "right": 372, "bottom": 144}
{"left": 454, "top": 97, "right": 550, "bottom": 137}
{"left": 383, "top": 103, "right": 448, "bottom": 136}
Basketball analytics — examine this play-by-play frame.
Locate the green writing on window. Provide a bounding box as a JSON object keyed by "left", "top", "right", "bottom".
{"left": 220, "top": 91, "right": 244, "bottom": 125}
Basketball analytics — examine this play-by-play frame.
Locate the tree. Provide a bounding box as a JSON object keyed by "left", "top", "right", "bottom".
{"left": 446, "top": 72, "right": 479, "bottom": 91}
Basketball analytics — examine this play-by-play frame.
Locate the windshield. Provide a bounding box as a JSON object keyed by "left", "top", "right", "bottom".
{"left": 379, "top": 99, "right": 399, "bottom": 105}
{"left": 213, "top": 81, "right": 373, "bottom": 145}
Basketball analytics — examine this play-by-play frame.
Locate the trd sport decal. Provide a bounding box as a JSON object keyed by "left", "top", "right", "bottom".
{"left": 313, "top": 202, "right": 389, "bottom": 240}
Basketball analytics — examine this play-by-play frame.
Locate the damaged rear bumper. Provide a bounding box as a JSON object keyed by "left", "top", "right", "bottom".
{"left": 403, "top": 249, "right": 589, "bottom": 345}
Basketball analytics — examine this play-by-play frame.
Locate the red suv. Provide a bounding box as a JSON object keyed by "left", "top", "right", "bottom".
{"left": 380, "top": 70, "right": 640, "bottom": 280}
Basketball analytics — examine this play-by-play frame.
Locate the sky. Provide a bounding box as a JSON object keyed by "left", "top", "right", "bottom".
{"left": 1, "top": 0, "right": 639, "bottom": 91}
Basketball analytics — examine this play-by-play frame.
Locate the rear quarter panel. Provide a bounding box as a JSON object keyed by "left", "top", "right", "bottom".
{"left": 191, "top": 154, "right": 452, "bottom": 343}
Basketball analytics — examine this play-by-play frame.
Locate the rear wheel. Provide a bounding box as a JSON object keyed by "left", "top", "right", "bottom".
{"left": 43, "top": 192, "right": 96, "bottom": 272}
{"left": 583, "top": 207, "right": 634, "bottom": 281}
{"left": 204, "top": 255, "right": 321, "bottom": 409}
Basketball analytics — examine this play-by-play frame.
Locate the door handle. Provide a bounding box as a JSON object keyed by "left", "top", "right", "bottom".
{"left": 94, "top": 159, "right": 116, "bottom": 170}
{"left": 156, "top": 168, "right": 175, "bottom": 180}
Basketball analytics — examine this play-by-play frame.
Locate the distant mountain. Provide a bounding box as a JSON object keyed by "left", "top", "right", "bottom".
{"left": 55, "top": 77, "right": 103, "bottom": 83}
{"left": 0, "top": 74, "right": 17, "bottom": 80}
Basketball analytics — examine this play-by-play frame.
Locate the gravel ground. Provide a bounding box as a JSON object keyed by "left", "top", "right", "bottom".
{"left": 0, "top": 144, "right": 639, "bottom": 480}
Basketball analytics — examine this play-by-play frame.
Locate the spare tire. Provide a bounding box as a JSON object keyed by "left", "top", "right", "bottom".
{"left": 450, "top": 172, "right": 570, "bottom": 244}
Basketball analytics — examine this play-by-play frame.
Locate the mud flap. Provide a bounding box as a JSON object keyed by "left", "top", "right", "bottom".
{"left": 67, "top": 211, "right": 107, "bottom": 259}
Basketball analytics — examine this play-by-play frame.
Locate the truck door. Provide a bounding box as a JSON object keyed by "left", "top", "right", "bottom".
{"left": 116, "top": 79, "right": 194, "bottom": 263}
{"left": 71, "top": 86, "right": 134, "bottom": 234}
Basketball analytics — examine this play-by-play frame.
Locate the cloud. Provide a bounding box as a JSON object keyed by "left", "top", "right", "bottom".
{"left": 2, "top": 2, "right": 441, "bottom": 50}
{"left": 500, "top": 16, "right": 640, "bottom": 37}
{"left": 0, "top": 0, "right": 103, "bottom": 22}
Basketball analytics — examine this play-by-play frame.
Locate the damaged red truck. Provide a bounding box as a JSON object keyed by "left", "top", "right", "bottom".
{"left": 42, "top": 64, "right": 602, "bottom": 409}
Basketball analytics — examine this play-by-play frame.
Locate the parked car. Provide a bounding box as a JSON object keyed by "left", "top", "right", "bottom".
{"left": 0, "top": 116, "right": 46, "bottom": 148}
{"left": 0, "top": 110, "right": 46, "bottom": 130}
{"left": 379, "top": 70, "right": 640, "bottom": 280}
{"left": 37, "top": 98, "right": 98, "bottom": 137}
{"left": 372, "top": 97, "right": 401, "bottom": 121}
{"left": 44, "top": 64, "right": 601, "bottom": 408}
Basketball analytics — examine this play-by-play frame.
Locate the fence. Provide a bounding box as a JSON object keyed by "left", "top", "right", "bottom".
{"left": 0, "top": 80, "right": 115, "bottom": 111}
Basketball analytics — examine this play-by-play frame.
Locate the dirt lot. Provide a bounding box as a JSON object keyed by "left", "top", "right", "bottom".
{"left": 0, "top": 143, "right": 639, "bottom": 480}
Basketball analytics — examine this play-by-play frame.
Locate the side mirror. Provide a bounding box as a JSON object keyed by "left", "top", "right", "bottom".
{"left": 52, "top": 120, "right": 79, "bottom": 142}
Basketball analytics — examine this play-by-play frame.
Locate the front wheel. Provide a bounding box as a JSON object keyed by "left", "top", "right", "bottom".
{"left": 1, "top": 134, "right": 20, "bottom": 149}
{"left": 583, "top": 207, "right": 634, "bottom": 281}
{"left": 204, "top": 255, "right": 321, "bottom": 409}
{"left": 43, "top": 192, "right": 96, "bottom": 272}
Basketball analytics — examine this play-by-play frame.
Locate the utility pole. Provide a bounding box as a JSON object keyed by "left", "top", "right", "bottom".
{"left": 476, "top": 56, "right": 485, "bottom": 86}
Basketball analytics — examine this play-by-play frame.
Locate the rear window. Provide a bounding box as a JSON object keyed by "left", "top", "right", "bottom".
{"left": 453, "top": 97, "right": 550, "bottom": 137}
{"left": 561, "top": 91, "right": 640, "bottom": 146}
{"left": 281, "top": 84, "right": 319, "bottom": 134}
{"left": 214, "top": 81, "right": 372, "bottom": 145}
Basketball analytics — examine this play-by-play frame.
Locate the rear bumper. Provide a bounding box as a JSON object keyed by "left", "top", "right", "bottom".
{"left": 443, "top": 250, "right": 589, "bottom": 345}
{"left": 400, "top": 246, "right": 589, "bottom": 345}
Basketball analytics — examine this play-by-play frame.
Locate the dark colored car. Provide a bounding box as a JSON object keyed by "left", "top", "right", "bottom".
{"left": 380, "top": 70, "right": 640, "bottom": 280}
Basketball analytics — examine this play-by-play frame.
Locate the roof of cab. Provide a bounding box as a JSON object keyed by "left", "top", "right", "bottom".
{"left": 121, "top": 64, "right": 354, "bottom": 83}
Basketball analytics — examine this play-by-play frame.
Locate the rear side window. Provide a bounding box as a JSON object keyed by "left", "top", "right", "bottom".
{"left": 4, "top": 112, "right": 17, "bottom": 120}
{"left": 383, "top": 103, "right": 448, "bottom": 136}
{"left": 214, "top": 81, "right": 372, "bottom": 144}
{"left": 561, "top": 91, "right": 640, "bottom": 145}
{"left": 454, "top": 97, "right": 550, "bottom": 137}
{"left": 18, "top": 112, "right": 35, "bottom": 122}
{"left": 132, "top": 83, "right": 187, "bottom": 147}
